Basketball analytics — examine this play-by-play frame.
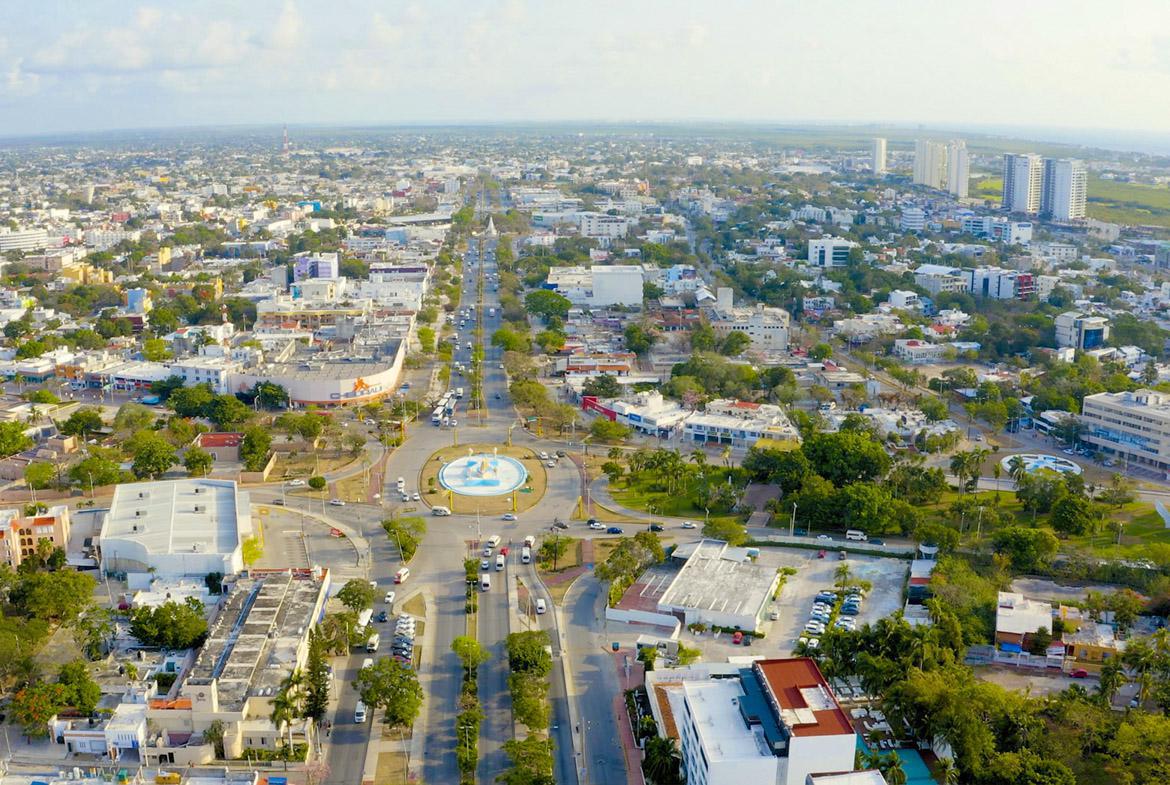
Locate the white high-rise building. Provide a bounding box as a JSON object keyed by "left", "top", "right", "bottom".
{"left": 947, "top": 140, "right": 969, "bottom": 198}
{"left": 1042, "top": 158, "right": 1087, "bottom": 221}
{"left": 871, "top": 138, "right": 887, "bottom": 175}
{"left": 1002, "top": 154, "right": 1043, "bottom": 214}
{"left": 913, "top": 140, "right": 947, "bottom": 190}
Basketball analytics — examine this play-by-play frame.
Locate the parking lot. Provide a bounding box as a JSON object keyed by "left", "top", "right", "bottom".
{"left": 684, "top": 546, "right": 909, "bottom": 660}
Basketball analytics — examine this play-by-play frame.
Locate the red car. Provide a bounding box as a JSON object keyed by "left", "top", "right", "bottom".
{"left": 817, "top": 550, "right": 826, "bottom": 559}
{"left": 1070, "top": 668, "right": 1090, "bottom": 678}
{"left": 732, "top": 631, "right": 744, "bottom": 645}
{"left": 500, "top": 546, "right": 509, "bottom": 556}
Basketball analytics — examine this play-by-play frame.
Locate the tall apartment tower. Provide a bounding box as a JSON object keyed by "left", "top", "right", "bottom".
{"left": 913, "top": 140, "right": 947, "bottom": 190}
{"left": 871, "top": 137, "right": 887, "bottom": 175}
{"left": 1042, "top": 158, "right": 1087, "bottom": 221}
{"left": 1002, "top": 153, "right": 1043, "bottom": 214}
{"left": 947, "top": 140, "right": 969, "bottom": 198}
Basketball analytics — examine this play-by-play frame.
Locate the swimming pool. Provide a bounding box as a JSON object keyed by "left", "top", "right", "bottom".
{"left": 856, "top": 737, "right": 937, "bottom": 785}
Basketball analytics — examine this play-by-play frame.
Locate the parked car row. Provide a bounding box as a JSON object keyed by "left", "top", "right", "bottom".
{"left": 390, "top": 615, "right": 417, "bottom": 664}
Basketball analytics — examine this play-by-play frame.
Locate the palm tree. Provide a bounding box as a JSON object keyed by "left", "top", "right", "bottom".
{"left": 689, "top": 449, "right": 707, "bottom": 469}
{"left": 937, "top": 757, "right": 960, "bottom": 785}
{"left": 1097, "top": 658, "right": 1125, "bottom": 706}
{"left": 270, "top": 671, "right": 304, "bottom": 752}
{"left": 883, "top": 757, "right": 908, "bottom": 785}
{"left": 1008, "top": 455, "right": 1028, "bottom": 485}
{"left": 642, "top": 736, "right": 681, "bottom": 784}
{"left": 720, "top": 445, "right": 732, "bottom": 468}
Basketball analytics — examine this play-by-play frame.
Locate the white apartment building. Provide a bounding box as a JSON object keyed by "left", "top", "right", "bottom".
{"left": 674, "top": 658, "right": 856, "bottom": 785}
{"left": 947, "top": 140, "right": 969, "bottom": 198}
{"left": 683, "top": 399, "right": 801, "bottom": 448}
{"left": 794, "top": 205, "right": 828, "bottom": 223}
{"left": 1055, "top": 311, "right": 1109, "bottom": 350}
{"left": 709, "top": 302, "right": 791, "bottom": 353}
{"left": 170, "top": 356, "right": 241, "bottom": 395}
{"left": 0, "top": 228, "right": 50, "bottom": 253}
{"left": 887, "top": 290, "right": 920, "bottom": 310}
{"left": 871, "top": 138, "right": 887, "bottom": 175}
{"left": 807, "top": 238, "right": 856, "bottom": 268}
{"left": 899, "top": 207, "right": 926, "bottom": 232}
{"left": 1002, "top": 154, "right": 1043, "bottom": 214}
{"left": 914, "top": 264, "right": 969, "bottom": 296}
{"left": 544, "top": 265, "right": 644, "bottom": 307}
{"left": 84, "top": 228, "right": 142, "bottom": 250}
{"left": 1042, "top": 159, "right": 1088, "bottom": 221}
{"left": 578, "top": 212, "right": 631, "bottom": 240}
{"left": 967, "top": 267, "right": 1035, "bottom": 300}
{"left": 913, "top": 140, "right": 947, "bottom": 190}
{"left": 892, "top": 339, "right": 948, "bottom": 363}
{"left": 1081, "top": 389, "right": 1170, "bottom": 473}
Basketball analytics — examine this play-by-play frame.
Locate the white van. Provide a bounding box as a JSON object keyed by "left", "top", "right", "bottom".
{"left": 361, "top": 657, "right": 374, "bottom": 671}
{"left": 432, "top": 506, "right": 452, "bottom": 516}
{"left": 845, "top": 530, "right": 868, "bottom": 542}
{"left": 396, "top": 476, "right": 405, "bottom": 489}
{"left": 395, "top": 567, "right": 410, "bottom": 584}
{"left": 480, "top": 574, "right": 492, "bottom": 591}
{"left": 456, "top": 387, "right": 464, "bottom": 398}
{"left": 521, "top": 547, "right": 531, "bottom": 564}
{"left": 495, "top": 554, "right": 505, "bottom": 571}
{"left": 535, "top": 598, "right": 546, "bottom": 615}
{"left": 523, "top": 535, "right": 536, "bottom": 548}
{"left": 354, "top": 700, "right": 367, "bottom": 723}
{"left": 366, "top": 632, "right": 380, "bottom": 653}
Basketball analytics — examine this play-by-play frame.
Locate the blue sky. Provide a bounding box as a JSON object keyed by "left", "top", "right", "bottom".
{"left": 3, "top": 0, "right": 1170, "bottom": 137}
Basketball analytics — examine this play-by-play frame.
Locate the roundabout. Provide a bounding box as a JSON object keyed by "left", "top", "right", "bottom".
{"left": 420, "top": 443, "right": 549, "bottom": 514}
{"left": 1001, "top": 452, "right": 1083, "bottom": 476}
{"left": 439, "top": 448, "right": 528, "bottom": 496}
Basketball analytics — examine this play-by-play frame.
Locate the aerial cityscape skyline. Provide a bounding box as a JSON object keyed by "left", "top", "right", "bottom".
{"left": 4, "top": 1, "right": 1170, "bottom": 140}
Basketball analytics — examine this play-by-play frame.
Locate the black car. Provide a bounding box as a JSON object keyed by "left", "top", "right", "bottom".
{"left": 586, "top": 518, "right": 598, "bottom": 526}
{"left": 607, "top": 526, "right": 624, "bottom": 534}
{"left": 556, "top": 450, "right": 566, "bottom": 458}
{"left": 552, "top": 520, "right": 570, "bottom": 530}
{"left": 650, "top": 523, "right": 664, "bottom": 532}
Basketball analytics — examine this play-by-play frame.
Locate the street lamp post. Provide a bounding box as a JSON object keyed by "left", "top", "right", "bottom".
{"left": 790, "top": 502, "right": 797, "bottom": 537}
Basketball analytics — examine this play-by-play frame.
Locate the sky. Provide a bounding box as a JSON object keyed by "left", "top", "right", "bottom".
{"left": 3, "top": 0, "right": 1170, "bottom": 140}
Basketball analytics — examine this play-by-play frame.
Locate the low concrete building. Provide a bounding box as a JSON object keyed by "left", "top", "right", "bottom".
{"left": 658, "top": 539, "right": 781, "bottom": 632}
{"left": 994, "top": 591, "right": 1053, "bottom": 653}
{"left": 99, "top": 479, "right": 253, "bottom": 578}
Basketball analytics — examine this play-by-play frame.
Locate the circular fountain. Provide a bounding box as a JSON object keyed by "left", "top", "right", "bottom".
{"left": 1000, "top": 453, "right": 1082, "bottom": 476}
{"left": 438, "top": 448, "right": 529, "bottom": 497}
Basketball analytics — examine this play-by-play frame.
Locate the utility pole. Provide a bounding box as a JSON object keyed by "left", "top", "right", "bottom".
{"left": 790, "top": 502, "right": 797, "bottom": 536}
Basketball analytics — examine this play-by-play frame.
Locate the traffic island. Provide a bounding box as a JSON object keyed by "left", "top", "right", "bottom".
{"left": 420, "top": 443, "right": 548, "bottom": 515}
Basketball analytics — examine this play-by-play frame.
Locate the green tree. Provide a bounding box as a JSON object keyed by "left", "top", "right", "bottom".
{"left": 240, "top": 425, "right": 273, "bottom": 472}
{"left": 352, "top": 657, "right": 423, "bottom": 727}
{"left": 590, "top": 418, "right": 630, "bottom": 443}
{"left": 451, "top": 635, "right": 491, "bottom": 680}
{"left": 524, "top": 290, "right": 572, "bottom": 321}
{"left": 58, "top": 407, "right": 105, "bottom": 438}
{"left": 582, "top": 374, "right": 622, "bottom": 399}
{"left": 809, "top": 342, "right": 833, "bottom": 360}
{"left": 336, "top": 579, "right": 377, "bottom": 612}
{"left": 308, "top": 475, "right": 327, "bottom": 490}
{"left": 690, "top": 323, "right": 717, "bottom": 352}
{"left": 70, "top": 448, "right": 127, "bottom": 488}
{"left": 141, "top": 337, "right": 172, "bottom": 361}
{"left": 1050, "top": 495, "right": 1101, "bottom": 536}
{"left": 702, "top": 518, "right": 747, "bottom": 545}
{"left": 114, "top": 402, "right": 156, "bottom": 432}
{"left": 57, "top": 660, "right": 101, "bottom": 715}
{"left": 184, "top": 446, "right": 214, "bottom": 477}
{"left": 303, "top": 630, "right": 331, "bottom": 722}
{"left": 623, "top": 322, "right": 656, "bottom": 356}
{"left": 499, "top": 736, "right": 555, "bottom": 785}
{"left": 251, "top": 381, "right": 290, "bottom": 410}
{"left": 0, "top": 421, "right": 33, "bottom": 458}
{"left": 16, "top": 569, "right": 96, "bottom": 622}
{"left": 802, "top": 431, "right": 891, "bottom": 486}
{"left": 127, "top": 430, "right": 177, "bottom": 479}
{"left": 168, "top": 384, "right": 214, "bottom": 418}
{"left": 1098, "top": 473, "right": 1136, "bottom": 509}
{"left": 491, "top": 327, "right": 531, "bottom": 353}
{"left": 24, "top": 462, "right": 55, "bottom": 490}
{"left": 129, "top": 599, "right": 208, "bottom": 649}
{"left": 742, "top": 445, "right": 810, "bottom": 492}
{"left": 207, "top": 394, "right": 251, "bottom": 429}
{"left": 383, "top": 516, "right": 427, "bottom": 562}
{"left": 991, "top": 526, "right": 1059, "bottom": 572}
{"left": 719, "top": 330, "right": 752, "bottom": 356}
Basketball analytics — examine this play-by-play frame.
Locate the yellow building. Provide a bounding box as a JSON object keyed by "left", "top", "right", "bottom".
{"left": 0, "top": 505, "right": 72, "bottom": 569}
{"left": 60, "top": 261, "right": 114, "bottom": 285}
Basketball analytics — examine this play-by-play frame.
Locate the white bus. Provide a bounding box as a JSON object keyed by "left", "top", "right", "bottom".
{"left": 354, "top": 700, "right": 367, "bottom": 723}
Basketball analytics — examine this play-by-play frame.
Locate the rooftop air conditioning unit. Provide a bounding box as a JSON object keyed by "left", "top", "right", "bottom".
{"left": 193, "top": 505, "right": 205, "bottom": 513}
{"left": 194, "top": 487, "right": 204, "bottom": 494}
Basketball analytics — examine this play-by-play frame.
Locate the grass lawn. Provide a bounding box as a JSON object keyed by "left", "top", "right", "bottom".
{"left": 335, "top": 471, "right": 371, "bottom": 502}
{"left": 609, "top": 481, "right": 741, "bottom": 528}
{"left": 376, "top": 750, "right": 408, "bottom": 779}
{"left": 574, "top": 500, "right": 638, "bottom": 523}
{"left": 418, "top": 443, "right": 548, "bottom": 515}
{"left": 1086, "top": 174, "right": 1170, "bottom": 228}
{"left": 272, "top": 450, "right": 353, "bottom": 479}
{"left": 402, "top": 593, "right": 426, "bottom": 620}
{"left": 970, "top": 176, "right": 1003, "bottom": 203}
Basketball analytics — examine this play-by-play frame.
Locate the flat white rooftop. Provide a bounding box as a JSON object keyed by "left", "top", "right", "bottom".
{"left": 682, "top": 680, "right": 771, "bottom": 764}
{"left": 102, "top": 479, "right": 244, "bottom": 557}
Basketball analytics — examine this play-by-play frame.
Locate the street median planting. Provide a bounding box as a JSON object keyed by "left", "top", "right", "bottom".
{"left": 501, "top": 630, "right": 555, "bottom": 782}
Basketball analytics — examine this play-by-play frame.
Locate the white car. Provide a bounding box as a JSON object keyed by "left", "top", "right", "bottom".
{"left": 287, "top": 479, "right": 307, "bottom": 487}
{"left": 816, "top": 534, "right": 832, "bottom": 541}
{"left": 486, "top": 535, "right": 501, "bottom": 548}
{"left": 681, "top": 521, "right": 697, "bottom": 529}
{"left": 412, "top": 492, "right": 420, "bottom": 501}
{"left": 480, "top": 558, "right": 491, "bottom": 570}
{"left": 482, "top": 546, "right": 492, "bottom": 558}
{"left": 502, "top": 513, "right": 517, "bottom": 521}
{"left": 384, "top": 591, "right": 396, "bottom": 605}
{"left": 804, "top": 621, "right": 826, "bottom": 634}
{"left": 330, "top": 499, "right": 346, "bottom": 507}
{"left": 535, "top": 599, "right": 546, "bottom": 614}
{"left": 589, "top": 522, "right": 606, "bottom": 530}
{"left": 545, "top": 460, "right": 555, "bottom": 468}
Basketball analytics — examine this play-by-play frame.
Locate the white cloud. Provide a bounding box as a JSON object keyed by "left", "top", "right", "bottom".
{"left": 272, "top": 1, "right": 304, "bottom": 50}
{"left": 370, "top": 14, "right": 403, "bottom": 47}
